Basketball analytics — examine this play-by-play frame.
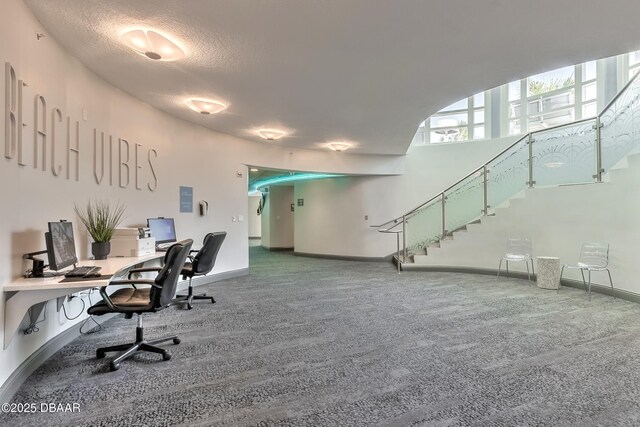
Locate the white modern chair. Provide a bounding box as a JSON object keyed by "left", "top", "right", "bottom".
{"left": 497, "top": 238, "right": 534, "bottom": 281}
{"left": 560, "top": 242, "right": 614, "bottom": 301}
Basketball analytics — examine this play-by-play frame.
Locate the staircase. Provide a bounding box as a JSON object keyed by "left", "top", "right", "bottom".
{"left": 374, "top": 69, "right": 640, "bottom": 276}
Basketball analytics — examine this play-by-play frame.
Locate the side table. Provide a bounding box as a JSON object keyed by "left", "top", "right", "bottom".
{"left": 536, "top": 256, "right": 560, "bottom": 290}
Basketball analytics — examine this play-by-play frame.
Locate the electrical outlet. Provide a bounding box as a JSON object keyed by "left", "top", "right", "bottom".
{"left": 238, "top": 215, "right": 244, "bottom": 222}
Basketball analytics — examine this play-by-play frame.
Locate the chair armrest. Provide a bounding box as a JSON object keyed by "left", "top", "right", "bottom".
{"left": 128, "top": 267, "right": 162, "bottom": 279}
{"left": 110, "top": 279, "right": 160, "bottom": 289}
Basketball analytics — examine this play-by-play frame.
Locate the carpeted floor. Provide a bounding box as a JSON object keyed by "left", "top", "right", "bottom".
{"left": 3, "top": 246, "right": 640, "bottom": 426}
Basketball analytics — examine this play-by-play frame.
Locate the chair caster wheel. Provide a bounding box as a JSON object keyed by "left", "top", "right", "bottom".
{"left": 173, "top": 338, "right": 181, "bottom": 345}
{"left": 187, "top": 304, "right": 193, "bottom": 310}
{"left": 163, "top": 351, "right": 172, "bottom": 361}
{"left": 110, "top": 362, "right": 120, "bottom": 371}
{"left": 211, "top": 299, "right": 216, "bottom": 304}
{"left": 96, "top": 351, "right": 105, "bottom": 359}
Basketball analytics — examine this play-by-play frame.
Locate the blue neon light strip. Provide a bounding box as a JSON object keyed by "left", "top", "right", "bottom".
{"left": 249, "top": 173, "right": 342, "bottom": 192}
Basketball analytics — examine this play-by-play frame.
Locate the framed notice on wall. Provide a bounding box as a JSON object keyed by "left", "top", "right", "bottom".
{"left": 180, "top": 186, "right": 193, "bottom": 213}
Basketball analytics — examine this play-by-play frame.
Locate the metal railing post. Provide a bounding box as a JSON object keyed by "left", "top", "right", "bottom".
{"left": 396, "top": 231, "right": 401, "bottom": 274}
{"left": 482, "top": 165, "right": 488, "bottom": 215}
{"left": 594, "top": 116, "right": 603, "bottom": 182}
{"left": 441, "top": 192, "right": 446, "bottom": 238}
{"left": 527, "top": 133, "right": 535, "bottom": 188}
{"left": 402, "top": 215, "right": 406, "bottom": 263}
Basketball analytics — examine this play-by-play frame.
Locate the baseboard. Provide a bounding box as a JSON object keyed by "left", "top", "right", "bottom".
{"left": 248, "top": 237, "right": 261, "bottom": 240}
{"left": 0, "top": 313, "right": 116, "bottom": 404}
{"left": 267, "top": 247, "right": 294, "bottom": 252}
{"left": 294, "top": 251, "right": 390, "bottom": 262}
{"left": 401, "top": 264, "right": 638, "bottom": 303}
{"left": 188, "top": 268, "right": 248, "bottom": 288}
{"left": 0, "top": 267, "right": 248, "bottom": 404}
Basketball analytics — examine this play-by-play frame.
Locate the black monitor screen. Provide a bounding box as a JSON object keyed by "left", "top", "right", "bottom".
{"left": 46, "top": 221, "right": 78, "bottom": 271}
{"left": 147, "top": 217, "right": 177, "bottom": 244}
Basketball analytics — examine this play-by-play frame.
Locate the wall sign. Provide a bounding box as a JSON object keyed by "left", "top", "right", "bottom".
{"left": 180, "top": 186, "right": 193, "bottom": 213}
{"left": 297, "top": 198, "right": 304, "bottom": 206}
{"left": 4, "top": 62, "right": 159, "bottom": 191}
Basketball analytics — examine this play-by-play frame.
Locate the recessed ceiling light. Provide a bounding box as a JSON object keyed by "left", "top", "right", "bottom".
{"left": 327, "top": 142, "right": 352, "bottom": 152}
{"left": 257, "top": 129, "right": 286, "bottom": 141}
{"left": 250, "top": 168, "right": 259, "bottom": 172}
{"left": 186, "top": 99, "right": 227, "bottom": 115}
{"left": 121, "top": 29, "right": 185, "bottom": 61}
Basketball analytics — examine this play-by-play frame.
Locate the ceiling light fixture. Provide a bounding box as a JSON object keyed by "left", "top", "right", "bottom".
{"left": 121, "top": 29, "right": 185, "bottom": 61}
{"left": 186, "top": 99, "right": 227, "bottom": 115}
{"left": 257, "top": 129, "right": 286, "bottom": 141}
{"left": 327, "top": 142, "right": 352, "bottom": 152}
{"left": 250, "top": 168, "right": 259, "bottom": 172}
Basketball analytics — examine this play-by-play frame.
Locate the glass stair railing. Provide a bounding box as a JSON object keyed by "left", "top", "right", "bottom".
{"left": 373, "top": 70, "right": 640, "bottom": 265}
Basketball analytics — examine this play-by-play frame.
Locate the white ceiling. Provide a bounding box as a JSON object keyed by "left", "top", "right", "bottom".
{"left": 23, "top": 0, "right": 640, "bottom": 155}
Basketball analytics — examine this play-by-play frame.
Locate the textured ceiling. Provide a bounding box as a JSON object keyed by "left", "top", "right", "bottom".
{"left": 23, "top": 0, "right": 640, "bottom": 155}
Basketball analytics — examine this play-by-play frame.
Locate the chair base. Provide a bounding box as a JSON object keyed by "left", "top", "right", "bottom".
{"left": 175, "top": 280, "right": 215, "bottom": 310}
{"left": 96, "top": 326, "right": 180, "bottom": 371}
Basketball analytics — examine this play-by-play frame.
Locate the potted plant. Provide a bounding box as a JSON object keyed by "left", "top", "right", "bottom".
{"left": 74, "top": 200, "right": 126, "bottom": 260}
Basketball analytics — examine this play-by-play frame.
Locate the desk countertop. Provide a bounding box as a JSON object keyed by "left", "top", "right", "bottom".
{"left": 4, "top": 253, "right": 163, "bottom": 292}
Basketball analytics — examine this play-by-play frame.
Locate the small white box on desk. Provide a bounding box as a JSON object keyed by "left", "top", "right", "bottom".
{"left": 110, "top": 237, "right": 156, "bottom": 257}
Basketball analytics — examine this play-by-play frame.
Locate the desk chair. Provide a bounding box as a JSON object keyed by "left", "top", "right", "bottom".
{"left": 87, "top": 240, "right": 193, "bottom": 371}
{"left": 176, "top": 231, "right": 226, "bottom": 309}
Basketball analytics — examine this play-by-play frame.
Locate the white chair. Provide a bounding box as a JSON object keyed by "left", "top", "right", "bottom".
{"left": 560, "top": 242, "right": 614, "bottom": 301}
{"left": 497, "top": 238, "right": 534, "bottom": 281}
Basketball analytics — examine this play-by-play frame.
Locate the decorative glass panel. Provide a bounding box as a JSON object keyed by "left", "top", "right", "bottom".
{"left": 601, "top": 72, "right": 640, "bottom": 171}
{"left": 444, "top": 171, "right": 484, "bottom": 234}
{"left": 486, "top": 137, "right": 528, "bottom": 211}
{"left": 405, "top": 199, "right": 442, "bottom": 255}
{"left": 532, "top": 120, "right": 596, "bottom": 186}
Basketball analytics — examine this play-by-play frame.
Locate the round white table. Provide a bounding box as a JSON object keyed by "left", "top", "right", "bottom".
{"left": 536, "top": 256, "right": 561, "bottom": 290}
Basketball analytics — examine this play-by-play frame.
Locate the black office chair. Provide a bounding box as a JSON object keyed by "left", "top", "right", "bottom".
{"left": 176, "top": 231, "right": 226, "bottom": 309}
{"left": 87, "top": 240, "right": 193, "bottom": 371}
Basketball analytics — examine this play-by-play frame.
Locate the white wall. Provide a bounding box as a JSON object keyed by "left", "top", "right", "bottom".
{"left": 248, "top": 195, "right": 262, "bottom": 238}
{"left": 294, "top": 137, "right": 517, "bottom": 257}
{"left": 0, "top": 0, "right": 405, "bottom": 389}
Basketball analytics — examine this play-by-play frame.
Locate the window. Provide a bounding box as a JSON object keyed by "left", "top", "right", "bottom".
{"left": 411, "top": 50, "right": 640, "bottom": 146}
{"left": 421, "top": 92, "right": 487, "bottom": 144}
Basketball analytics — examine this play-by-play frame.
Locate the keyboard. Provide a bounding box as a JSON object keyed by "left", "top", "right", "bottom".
{"left": 64, "top": 266, "right": 102, "bottom": 278}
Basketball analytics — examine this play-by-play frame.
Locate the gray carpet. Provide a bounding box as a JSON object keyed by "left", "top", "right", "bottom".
{"left": 3, "top": 246, "right": 640, "bottom": 426}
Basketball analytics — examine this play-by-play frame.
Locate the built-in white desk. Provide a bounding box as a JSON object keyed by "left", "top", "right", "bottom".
{"left": 3, "top": 254, "right": 164, "bottom": 349}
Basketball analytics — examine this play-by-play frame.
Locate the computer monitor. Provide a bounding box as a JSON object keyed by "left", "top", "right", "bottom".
{"left": 147, "top": 217, "right": 177, "bottom": 244}
{"left": 45, "top": 221, "right": 78, "bottom": 271}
